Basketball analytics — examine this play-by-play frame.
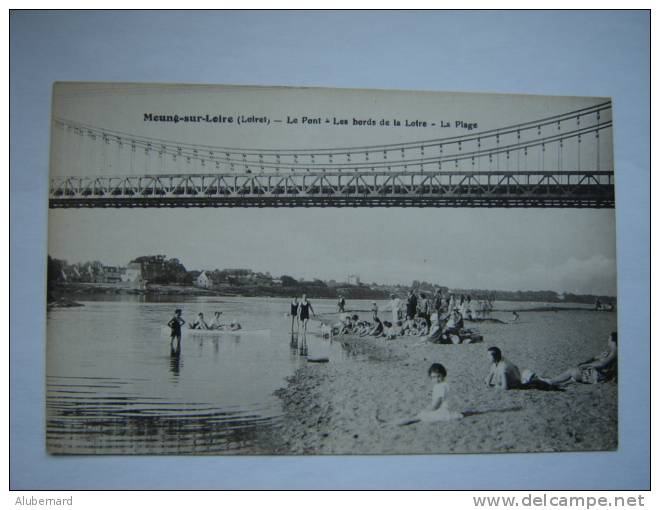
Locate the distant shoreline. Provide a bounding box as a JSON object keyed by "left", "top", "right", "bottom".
{"left": 48, "top": 283, "right": 616, "bottom": 311}
{"left": 48, "top": 282, "right": 391, "bottom": 301}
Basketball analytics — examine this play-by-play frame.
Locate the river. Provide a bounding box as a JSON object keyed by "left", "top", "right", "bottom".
{"left": 46, "top": 295, "right": 362, "bottom": 454}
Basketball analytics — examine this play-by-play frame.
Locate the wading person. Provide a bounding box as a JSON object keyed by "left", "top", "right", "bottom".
{"left": 298, "top": 294, "right": 315, "bottom": 334}
{"left": 167, "top": 308, "right": 185, "bottom": 349}
{"left": 290, "top": 296, "right": 299, "bottom": 333}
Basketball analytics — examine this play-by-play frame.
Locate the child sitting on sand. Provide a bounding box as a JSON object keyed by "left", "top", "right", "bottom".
{"left": 397, "top": 363, "right": 464, "bottom": 425}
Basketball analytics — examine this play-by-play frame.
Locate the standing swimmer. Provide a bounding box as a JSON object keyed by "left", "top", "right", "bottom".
{"left": 298, "top": 294, "right": 315, "bottom": 334}
{"left": 167, "top": 308, "right": 185, "bottom": 349}
{"left": 290, "top": 296, "right": 299, "bottom": 332}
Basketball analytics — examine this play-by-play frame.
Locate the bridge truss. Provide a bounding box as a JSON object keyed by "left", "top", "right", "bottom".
{"left": 49, "top": 170, "right": 614, "bottom": 208}
{"left": 49, "top": 100, "right": 615, "bottom": 208}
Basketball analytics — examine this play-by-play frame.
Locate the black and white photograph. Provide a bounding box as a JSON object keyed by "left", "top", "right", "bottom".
{"left": 46, "top": 82, "right": 617, "bottom": 456}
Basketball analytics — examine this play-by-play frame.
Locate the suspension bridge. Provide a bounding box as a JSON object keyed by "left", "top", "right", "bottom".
{"left": 49, "top": 101, "right": 614, "bottom": 208}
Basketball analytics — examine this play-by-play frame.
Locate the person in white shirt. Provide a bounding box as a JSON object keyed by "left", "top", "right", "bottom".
{"left": 389, "top": 294, "right": 401, "bottom": 324}
{"left": 485, "top": 346, "right": 522, "bottom": 390}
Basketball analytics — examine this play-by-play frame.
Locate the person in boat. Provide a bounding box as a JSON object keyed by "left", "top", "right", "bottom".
{"left": 539, "top": 332, "right": 617, "bottom": 386}
{"left": 511, "top": 311, "right": 520, "bottom": 322}
{"left": 228, "top": 321, "right": 242, "bottom": 331}
{"left": 298, "top": 294, "right": 315, "bottom": 333}
{"left": 485, "top": 346, "right": 522, "bottom": 390}
{"left": 290, "top": 297, "right": 299, "bottom": 332}
{"left": 210, "top": 311, "right": 225, "bottom": 330}
{"left": 190, "top": 312, "right": 210, "bottom": 330}
{"left": 167, "top": 308, "right": 185, "bottom": 348}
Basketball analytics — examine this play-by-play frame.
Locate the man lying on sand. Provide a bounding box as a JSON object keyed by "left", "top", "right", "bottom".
{"left": 538, "top": 331, "right": 617, "bottom": 385}
{"left": 485, "top": 347, "right": 563, "bottom": 391}
{"left": 485, "top": 346, "right": 522, "bottom": 390}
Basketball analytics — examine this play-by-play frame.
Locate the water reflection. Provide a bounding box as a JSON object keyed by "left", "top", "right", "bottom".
{"left": 299, "top": 332, "right": 308, "bottom": 357}
{"left": 169, "top": 343, "right": 181, "bottom": 379}
{"left": 46, "top": 375, "right": 275, "bottom": 454}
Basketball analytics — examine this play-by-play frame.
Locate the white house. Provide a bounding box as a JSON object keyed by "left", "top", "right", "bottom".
{"left": 121, "top": 262, "right": 142, "bottom": 283}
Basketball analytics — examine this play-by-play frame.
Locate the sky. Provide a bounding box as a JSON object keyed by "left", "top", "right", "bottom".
{"left": 45, "top": 83, "right": 618, "bottom": 296}
{"left": 48, "top": 206, "right": 617, "bottom": 296}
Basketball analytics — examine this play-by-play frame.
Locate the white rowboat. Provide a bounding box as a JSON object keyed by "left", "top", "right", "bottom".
{"left": 161, "top": 326, "right": 270, "bottom": 338}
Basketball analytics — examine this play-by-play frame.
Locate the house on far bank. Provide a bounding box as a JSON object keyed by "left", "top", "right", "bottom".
{"left": 60, "top": 265, "right": 81, "bottom": 282}
{"left": 95, "top": 266, "right": 124, "bottom": 284}
{"left": 347, "top": 274, "right": 361, "bottom": 285}
{"left": 195, "top": 270, "right": 224, "bottom": 289}
{"left": 121, "top": 262, "right": 142, "bottom": 283}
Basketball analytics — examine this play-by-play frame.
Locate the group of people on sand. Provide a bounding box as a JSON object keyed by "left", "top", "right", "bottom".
{"left": 166, "top": 308, "right": 242, "bottom": 348}
{"left": 289, "top": 294, "right": 315, "bottom": 334}
{"left": 324, "top": 289, "right": 482, "bottom": 344}
{"left": 401, "top": 331, "right": 618, "bottom": 425}
{"left": 329, "top": 313, "right": 437, "bottom": 340}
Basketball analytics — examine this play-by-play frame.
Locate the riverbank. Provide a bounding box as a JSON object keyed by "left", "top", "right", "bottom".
{"left": 265, "top": 312, "right": 617, "bottom": 455}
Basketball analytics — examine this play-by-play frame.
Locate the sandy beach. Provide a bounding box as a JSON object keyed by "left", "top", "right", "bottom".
{"left": 265, "top": 310, "right": 618, "bottom": 455}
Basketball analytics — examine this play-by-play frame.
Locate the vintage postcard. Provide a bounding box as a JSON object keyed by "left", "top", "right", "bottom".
{"left": 47, "top": 83, "right": 616, "bottom": 454}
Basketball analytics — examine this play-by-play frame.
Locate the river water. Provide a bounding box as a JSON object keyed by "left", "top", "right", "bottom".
{"left": 46, "top": 295, "right": 363, "bottom": 454}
